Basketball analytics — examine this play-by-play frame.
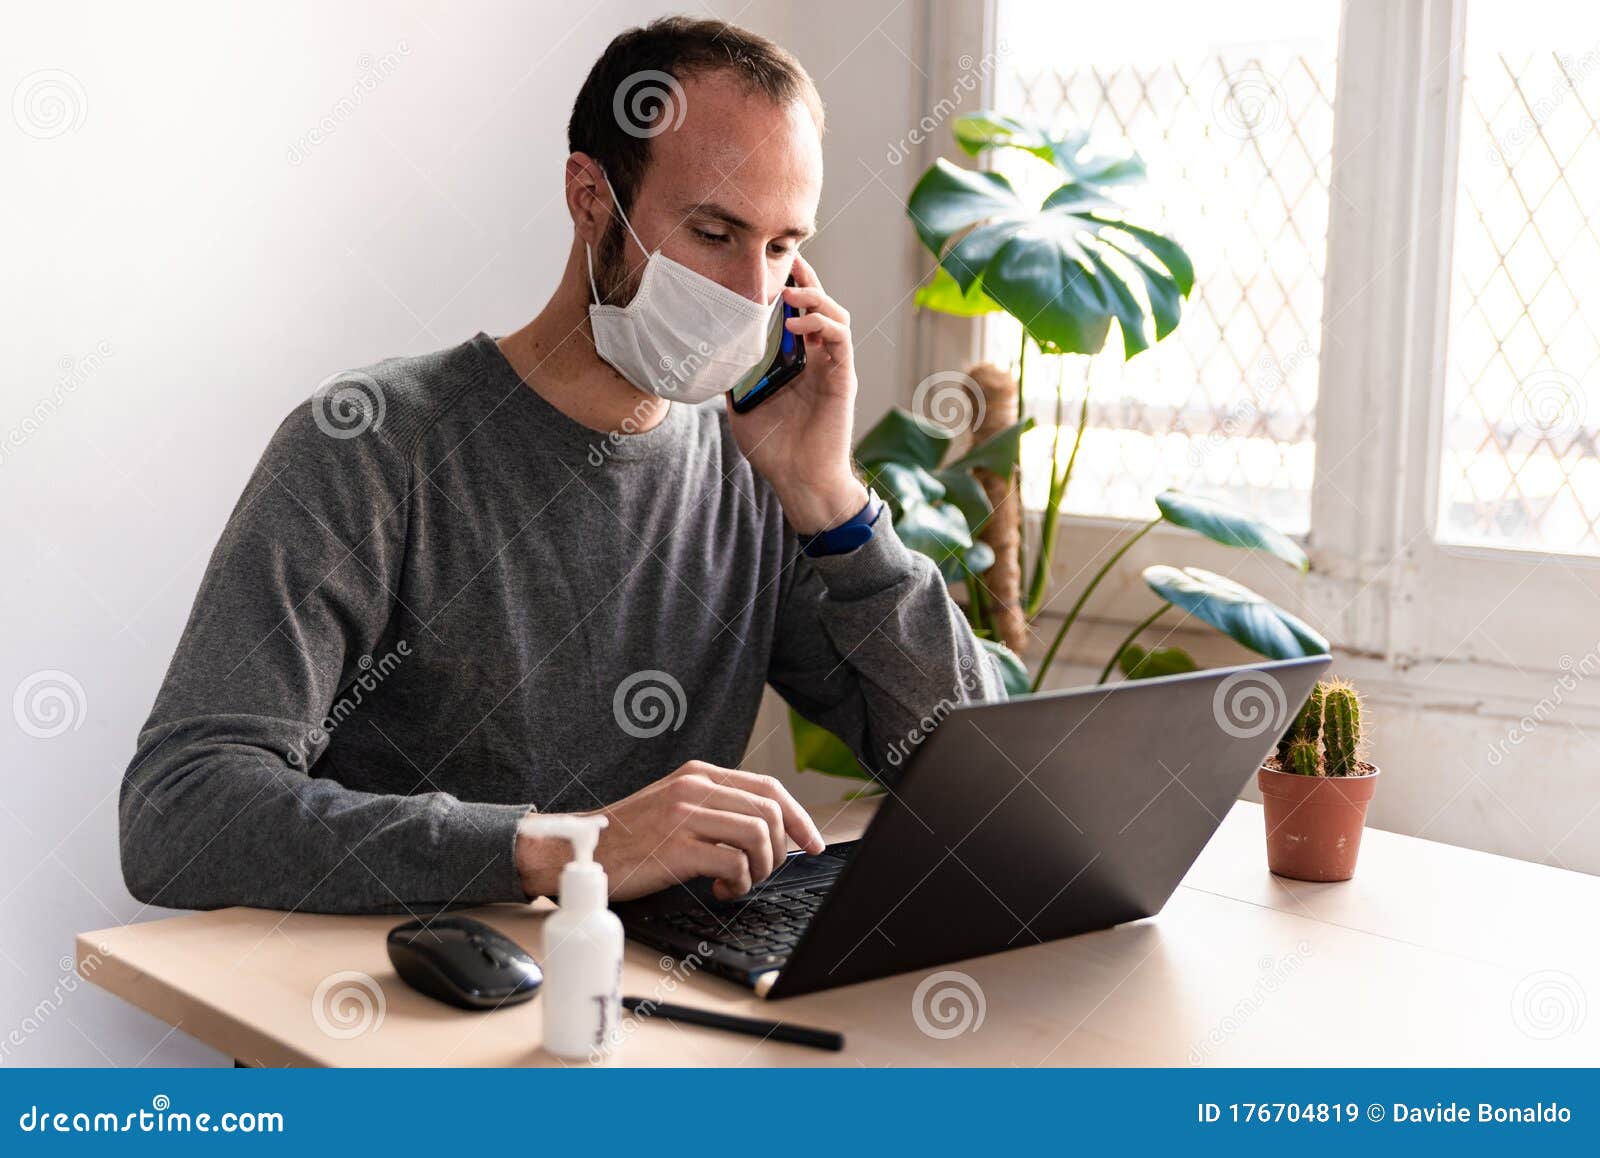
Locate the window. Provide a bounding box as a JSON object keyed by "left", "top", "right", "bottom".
{"left": 1438, "top": 3, "right": 1600, "bottom": 555}
{"left": 985, "top": 0, "right": 1342, "bottom": 532}
{"left": 920, "top": 0, "right": 1600, "bottom": 677}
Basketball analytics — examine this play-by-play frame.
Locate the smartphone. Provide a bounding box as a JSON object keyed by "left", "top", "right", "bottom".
{"left": 729, "top": 276, "right": 806, "bottom": 412}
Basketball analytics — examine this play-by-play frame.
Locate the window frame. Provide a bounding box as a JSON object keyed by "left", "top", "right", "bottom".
{"left": 910, "top": 0, "right": 1600, "bottom": 703}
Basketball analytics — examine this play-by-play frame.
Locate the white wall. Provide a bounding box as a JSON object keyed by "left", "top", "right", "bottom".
{"left": 1, "top": 0, "right": 927, "bottom": 1066}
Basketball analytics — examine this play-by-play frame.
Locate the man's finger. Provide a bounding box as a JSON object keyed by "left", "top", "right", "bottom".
{"left": 682, "top": 782, "right": 786, "bottom": 877}
{"left": 781, "top": 284, "right": 848, "bottom": 326}
{"left": 682, "top": 804, "right": 776, "bottom": 883}
{"left": 785, "top": 311, "right": 850, "bottom": 355}
{"left": 790, "top": 252, "right": 822, "bottom": 291}
{"left": 694, "top": 842, "right": 753, "bottom": 901}
{"left": 704, "top": 767, "right": 825, "bottom": 854}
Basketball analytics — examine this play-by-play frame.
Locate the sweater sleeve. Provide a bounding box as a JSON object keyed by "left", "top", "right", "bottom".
{"left": 765, "top": 494, "right": 1006, "bottom": 784}
{"left": 119, "top": 406, "right": 529, "bottom": 914}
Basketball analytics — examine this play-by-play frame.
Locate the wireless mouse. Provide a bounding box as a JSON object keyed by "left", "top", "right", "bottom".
{"left": 386, "top": 916, "right": 542, "bottom": 1010}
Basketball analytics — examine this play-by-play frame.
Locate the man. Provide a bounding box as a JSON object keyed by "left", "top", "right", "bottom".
{"left": 120, "top": 16, "right": 1003, "bottom": 914}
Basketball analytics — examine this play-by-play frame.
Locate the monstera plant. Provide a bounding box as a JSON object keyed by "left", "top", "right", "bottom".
{"left": 910, "top": 114, "right": 1193, "bottom": 361}
{"left": 789, "top": 112, "right": 1327, "bottom": 785}
{"left": 852, "top": 407, "right": 1035, "bottom": 694}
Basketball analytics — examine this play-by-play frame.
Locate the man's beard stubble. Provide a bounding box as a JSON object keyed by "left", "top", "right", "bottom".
{"left": 593, "top": 215, "right": 643, "bottom": 308}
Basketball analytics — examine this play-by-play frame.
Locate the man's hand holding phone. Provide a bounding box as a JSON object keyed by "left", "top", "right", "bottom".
{"left": 725, "top": 254, "right": 870, "bottom": 534}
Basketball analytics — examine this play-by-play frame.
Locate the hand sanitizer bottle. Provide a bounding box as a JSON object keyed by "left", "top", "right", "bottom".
{"left": 517, "top": 815, "right": 623, "bottom": 1060}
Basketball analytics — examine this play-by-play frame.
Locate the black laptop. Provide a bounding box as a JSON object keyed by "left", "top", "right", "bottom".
{"left": 615, "top": 654, "right": 1330, "bottom": 999}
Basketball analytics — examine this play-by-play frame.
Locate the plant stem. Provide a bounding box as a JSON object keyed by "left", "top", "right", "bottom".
{"left": 964, "top": 568, "right": 990, "bottom": 635}
{"left": 1058, "top": 381, "right": 1092, "bottom": 517}
{"left": 1030, "top": 514, "right": 1161, "bottom": 691}
{"left": 1024, "top": 374, "right": 1066, "bottom": 615}
{"left": 1025, "top": 366, "right": 1093, "bottom": 618}
{"left": 1015, "top": 331, "right": 1028, "bottom": 591}
{"left": 1096, "top": 602, "right": 1172, "bottom": 685}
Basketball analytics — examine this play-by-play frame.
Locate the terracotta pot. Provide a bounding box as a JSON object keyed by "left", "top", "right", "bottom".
{"left": 1257, "top": 763, "right": 1380, "bottom": 882}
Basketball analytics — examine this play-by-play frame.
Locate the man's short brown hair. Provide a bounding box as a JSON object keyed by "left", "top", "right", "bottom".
{"left": 568, "top": 16, "right": 824, "bottom": 215}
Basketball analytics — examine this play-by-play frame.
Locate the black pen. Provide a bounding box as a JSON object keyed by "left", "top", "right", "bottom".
{"left": 622, "top": 996, "right": 844, "bottom": 1052}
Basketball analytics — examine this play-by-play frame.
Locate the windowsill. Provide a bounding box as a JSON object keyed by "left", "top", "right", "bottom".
{"left": 982, "top": 607, "right": 1600, "bottom": 728}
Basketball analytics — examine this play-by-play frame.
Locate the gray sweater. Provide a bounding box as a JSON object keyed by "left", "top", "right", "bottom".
{"left": 120, "top": 334, "right": 1003, "bottom": 913}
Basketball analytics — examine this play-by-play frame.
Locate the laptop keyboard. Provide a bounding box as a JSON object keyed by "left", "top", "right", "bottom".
{"left": 655, "top": 885, "right": 830, "bottom": 958}
{"left": 639, "top": 840, "right": 860, "bottom": 964}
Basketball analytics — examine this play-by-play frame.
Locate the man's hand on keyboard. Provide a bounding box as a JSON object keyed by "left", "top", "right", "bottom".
{"left": 515, "top": 761, "right": 826, "bottom": 902}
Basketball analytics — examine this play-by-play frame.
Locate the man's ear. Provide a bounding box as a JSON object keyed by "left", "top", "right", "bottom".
{"left": 565, "top": 153, "right": 610, "bottom": 246}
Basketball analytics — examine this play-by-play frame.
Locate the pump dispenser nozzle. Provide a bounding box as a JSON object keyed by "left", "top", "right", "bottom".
{"left": 518, "top": 814, "right": 610, "bottom": 913}
{"left": 519, "top": 814, "right": 607, "bottom": 865}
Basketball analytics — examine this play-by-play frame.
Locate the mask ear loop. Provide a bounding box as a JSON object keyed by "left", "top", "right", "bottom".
{"left": 586, "top": 167, "right": 649, "bottom": 306}
{"left": 584, "top": 245, "right": 603, "bottom": 307}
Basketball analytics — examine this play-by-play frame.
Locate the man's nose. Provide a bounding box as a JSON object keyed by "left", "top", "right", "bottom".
{"left": 723, "top": 254, "right": 780, "bottom": 306}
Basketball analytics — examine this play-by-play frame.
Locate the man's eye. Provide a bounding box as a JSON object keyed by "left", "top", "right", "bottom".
{"left": 769, "top": 244, "right": 796, "bottom": 258}
{"left": 694, "top": 229, "right": 729, "bottom": 245}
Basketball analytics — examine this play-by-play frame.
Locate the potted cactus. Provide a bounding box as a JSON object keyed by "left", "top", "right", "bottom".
{"left": 1257, "top": 679, "right": 1380, "bottom": 882}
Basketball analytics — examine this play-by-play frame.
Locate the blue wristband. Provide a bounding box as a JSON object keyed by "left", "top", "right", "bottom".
{"left": 799, "top": 494, "right": 882, "bottom": 557}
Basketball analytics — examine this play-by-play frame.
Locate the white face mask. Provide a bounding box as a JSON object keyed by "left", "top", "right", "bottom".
{"left": 586, "top": 172, "right": 782, "bottom": 404}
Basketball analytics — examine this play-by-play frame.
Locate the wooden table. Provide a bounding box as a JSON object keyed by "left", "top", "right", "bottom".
{"left": 79, "top": 801, "right": 1600, "bottom": 1066}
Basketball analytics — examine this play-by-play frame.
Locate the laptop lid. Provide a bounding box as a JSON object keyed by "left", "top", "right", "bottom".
{"left": 764, "top": 655, "right": 1331, "bottom": 999}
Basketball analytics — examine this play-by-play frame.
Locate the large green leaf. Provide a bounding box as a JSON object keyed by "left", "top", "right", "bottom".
{"left": 1143, "top": 566, "right": 1329, "bottom": 660}
{"left": 963, "top": 541, "right": 996, "bottom": 575}
{"left": 863, "top": 461, "right": 945, "bottom": 519}
{"left": 978, "top": 637, "right": 1031, "bottom": 696}
{"left": 913, "top": 265, "right": 1002, "bottom": 316}
{"left": 935, "top": 469, "right": 992, "bottom": 531}
{"left": 1155, "top": 490, "right": 1309, "bottom": 572}
{"left": 896, "top": 498, "right": 976, "bottom": 583}
{"left": 1117, "top": 642, "right": 1200, "bottom": 680}
{"left": 1102, "top": 220, "right": 1195, "bottom": 296}
{"left": 941, "top": 417, "right": 1034, "bottom": 475}
{"left": 907, "top": 162, "right": 1023, "bottom": 256}
{"left": 951, "top": 113, "right": 1147, "bottom": 187}
{"left": 854, "top": 407, "right": 953, "bottom": 472}
{"left": 789, "top": 709, "right": 867, "bottom": 779}
{"left": 853, "top": 409, "right": 1024, "bottom": 584}
{"left": 946, "top": 211, "right": 1114, "bottom": 354}
{"left": 907, "top": 158, "right": 1192, "bottom": 358}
